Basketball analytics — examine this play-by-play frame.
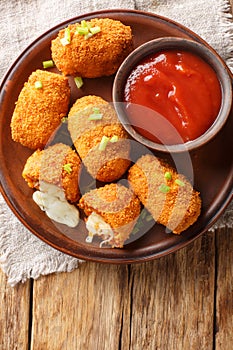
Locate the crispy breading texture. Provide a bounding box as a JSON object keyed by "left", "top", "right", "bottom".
{"left": 79, "top": 183, "right": 141, "bottom": 247}
{"left": 22, "top": 143, "right": 81, "bottom": 203}
{"left": 11, "top": 70, "right": 70, "bottom": 150}
{"left": 68, "top": 95, "right": 131, "bottom": 182}
{"left": 51, "top": 18, "right": 133, "bottom": 77}
{"left": 128, "top": 154, "right": 201, "bottom": 234}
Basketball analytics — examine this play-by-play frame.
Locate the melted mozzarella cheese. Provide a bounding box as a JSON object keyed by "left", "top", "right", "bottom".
{"left": 85, "top": 212, "right": 114, "bottom": 246}
{"left": 33, "top": 182, "right": 79, "bottom": 228}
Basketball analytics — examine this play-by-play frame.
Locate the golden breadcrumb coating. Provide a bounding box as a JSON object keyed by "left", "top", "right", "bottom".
{"left": 79, "top": 183, "right": 141, "bottom": 247}
{"left": 51, "top": 18, "right": 133, "bottom": 77}
{"left": 11, "top": 70, "right": 70, "bottom": 150}
{"left": 22, "top": 143, "right": 81, "bottom": 203}
{"left": 68, "top": 95, "right": 131, "bottom": 182}
{"left": 128, "top": 154, "right": 201, "bottom": 234}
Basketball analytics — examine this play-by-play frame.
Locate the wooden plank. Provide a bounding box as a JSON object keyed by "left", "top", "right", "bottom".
{"left": 0, "top": 269, "right": 31, "bottom": 350}
{"left": 215, "top": 227, "right": 233, "bottom": 350}
{"left": 129, "top": 231, "right": 216, "bottom": 350}
{"left": 31, "top": 263, "right": 130, "bottom": 350}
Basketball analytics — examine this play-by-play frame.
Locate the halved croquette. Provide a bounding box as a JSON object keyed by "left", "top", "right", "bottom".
{"left": 79, "top": 183, "right": 141, "bottom": 247}
{"left": 22, "top": 143, "right": 81, "bottom": 203}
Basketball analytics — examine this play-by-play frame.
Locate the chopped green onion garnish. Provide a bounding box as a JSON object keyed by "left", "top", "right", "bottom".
{"left": 63, "top": 163, "right": 72, "bottom": 174}
{"left": 159, "top": 184, "right": 171, "bottom": 193}
{"left": 81, "top": 20, "right": 88, "bottom": 28}
{"left": 99, "top": 136, "right": 109, "bottom": 151}
{"left": 60, "top": 37, "right": 69, "bottom": 46}
{"left": 93, "top": 107, "right": 100, "bottom": 114}
{"left": 164, "top": 171, "right": 172, "bottom": 180}
{"left": 61, "top": 117, "right": 68, "bottom": 123}
{"left": 141, "top": 210, "right": 147, "bottom": 220}
{"left": 74, "top": 76, "right": 83, "bottom": 89}
{"left": 34, "top": 81, "right": 43, "bottom": 89}
{"left": 88, "top": 107, "right": 103, "bottom": 120}
{"left": 146, "top": 214, "right": 153, "bottom": 222}
{"left": 90, "top": 26, "right": 101, "bottom": 35}
{"left": 84, "top": 33, "right": 93, "bottom": 40}
{"left": 132, "top": 227, "right": 140, "bottom": 235}
{"left": 76, "top": 26, "right": 89, "bottom": 35}
{"left": 60, "top": 27, "right": 71, "bottom": 46}
{"left": 77, "top": 20, "right": 101, "bottom": 39}
{"left": 175, "top": 179, "right": 185, "bottom": 187}
{"left": 42, "top": 60, "right": 54, "bottom": 69}
{"left": 65, "top": 27, "right": 71, "bottom": 41}
{"left": 110, "top": 135, "right": 119, "bottom": 143}
{"left": 88, "top": 113, "right": 103, "bottom": 121}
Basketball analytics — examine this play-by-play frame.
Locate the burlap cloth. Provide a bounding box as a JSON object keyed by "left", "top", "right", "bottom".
{"left": 0, "top": 0, "right": 232, "bottom": 286}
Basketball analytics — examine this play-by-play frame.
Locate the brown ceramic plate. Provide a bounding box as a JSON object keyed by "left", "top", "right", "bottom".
{"left": 0, "top": 9, "right": 232, "bottom": 263}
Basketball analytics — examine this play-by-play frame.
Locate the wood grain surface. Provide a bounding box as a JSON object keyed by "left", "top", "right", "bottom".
{"left": 0, "top": 273, "right": 31, "bottom": 350}
{"left": 1, "top": 227, "right": 232, "bottom": 349}
{"left": 215, "top": 228, "right": 233, "bottom": 349}
{"left": 0, "top": 2, "right": 233, "bottom": 348}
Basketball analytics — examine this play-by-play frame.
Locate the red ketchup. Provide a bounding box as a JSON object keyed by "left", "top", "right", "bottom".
{"left": 124, "top": 50, "right": 222, "bottom": 145}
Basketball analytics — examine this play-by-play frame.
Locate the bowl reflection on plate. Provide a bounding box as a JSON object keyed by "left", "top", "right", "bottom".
{"left": 112, "top": 37, "right": 233, "bottom": 153}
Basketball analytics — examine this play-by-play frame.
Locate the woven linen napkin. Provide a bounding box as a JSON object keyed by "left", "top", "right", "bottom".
{"left": 0, "top": 0, "right": 232, "bottom": 286}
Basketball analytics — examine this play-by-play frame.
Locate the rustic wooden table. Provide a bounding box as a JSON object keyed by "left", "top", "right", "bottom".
{"left": 1, "top": 226, "right": 232, "bottom": 349}
{"left": 1, "top": 3, "right": 233, "bottom": 349}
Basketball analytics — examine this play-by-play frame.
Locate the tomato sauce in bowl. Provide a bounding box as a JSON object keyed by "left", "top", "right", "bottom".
{"left": 124, "top": 49, "right": 222, "bottom": 145}
{"left": 113, "top": 37, "right": 232, "bottom": 152}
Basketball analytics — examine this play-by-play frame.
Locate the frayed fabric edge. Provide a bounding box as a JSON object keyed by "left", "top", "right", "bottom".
{"left": 0, "top": 253, "right": 82, "bottom": 287}
{"left": 218, "top": 0, "right": 233, "bottom": 72}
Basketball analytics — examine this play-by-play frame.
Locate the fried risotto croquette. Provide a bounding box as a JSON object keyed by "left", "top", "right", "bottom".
{"left": 128, "top": 154, "right": 201, "bottom": 234}
{"left": 22, "top": 143, "right": 81, "bottom": 203}
{"left": 68, "top": 95, "right": 131, "bottom": 182}
{"left": 79, "top": 183, "right": 141, "bottom": 247}
{"left": 11, "top": 70, "right": 70, "bottom": 150}
{"left": 51, "top": 18, "right": 133, "bottom": 77}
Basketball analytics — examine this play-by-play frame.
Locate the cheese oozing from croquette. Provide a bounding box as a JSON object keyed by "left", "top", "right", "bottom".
{"left": 33, "top": 182, "right": 79, "bottom": 228}
{"left": 85, "top": 212, "right": 114, "bottom": 247}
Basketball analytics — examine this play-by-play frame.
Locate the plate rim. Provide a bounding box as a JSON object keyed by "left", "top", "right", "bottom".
{"left": 0, "top": 8, "right": 232, "bottom": 263}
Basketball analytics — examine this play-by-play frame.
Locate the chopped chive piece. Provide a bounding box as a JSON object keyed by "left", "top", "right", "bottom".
{"left": 74, "top": 76, "right": 83, "bottom": 89}
{"left": 99, "top": 136, "right": 109, "bottom": 151}
{"left": 175, "top": 179, "right": 185, "bottom": 187}
{"left": 34, "top": 81, "right": 43, "bottom": 89}
{"left": 65, "top": 27, "right": 71, "bottom": 42}
{"left": 164, "top": 171, "right": 172, "bottom": 180}
{"left": 132, "top": 227, "right": 140, "bottom": 235}
{"left": 146, "top": 214, "right": 153, "bottom": 222}
{"left": 159, "top": 184, "right": 171, "bottom": 193}
{"left": 90, "top": 26, "right": 101, "bottom": 35}
{"left": 61, "top": 117, "right": 68, "bottom": 123}
{"left": 77, "top": 20, "right": 101, "bottom": 39}
{"left": 81, "top": 20, "right": 88, "bottom": 27}
{"left": 60, "top": 37, "right": 70, "bottom": 46}
{"left": 110, "top": 135, "right": 119, "bottom": 143}
{"left": 141, "top": 210, "right": 147, "bottom": 220}
{"left": 63, "top": 163, "right": 72, "bottom": 174}
{"left": 60, "top": 27, "right": 71, "bottom": 46}
{"left": 93, "top": 107, "right": 100, "bottom": 114}
{"left": 88, "top": 113, "right": 103, "bottom": 120}
{"left": 84, "top": 33, "right": 93, "bottom": 40}
{"left": 76, "top": 26, "right": 89, "bottom": 35}
{"left": 88, "top": 107, "right": 103, "bottom": 120}
{"left": 42, "top": 60, "right": 54, "bottom": 69}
